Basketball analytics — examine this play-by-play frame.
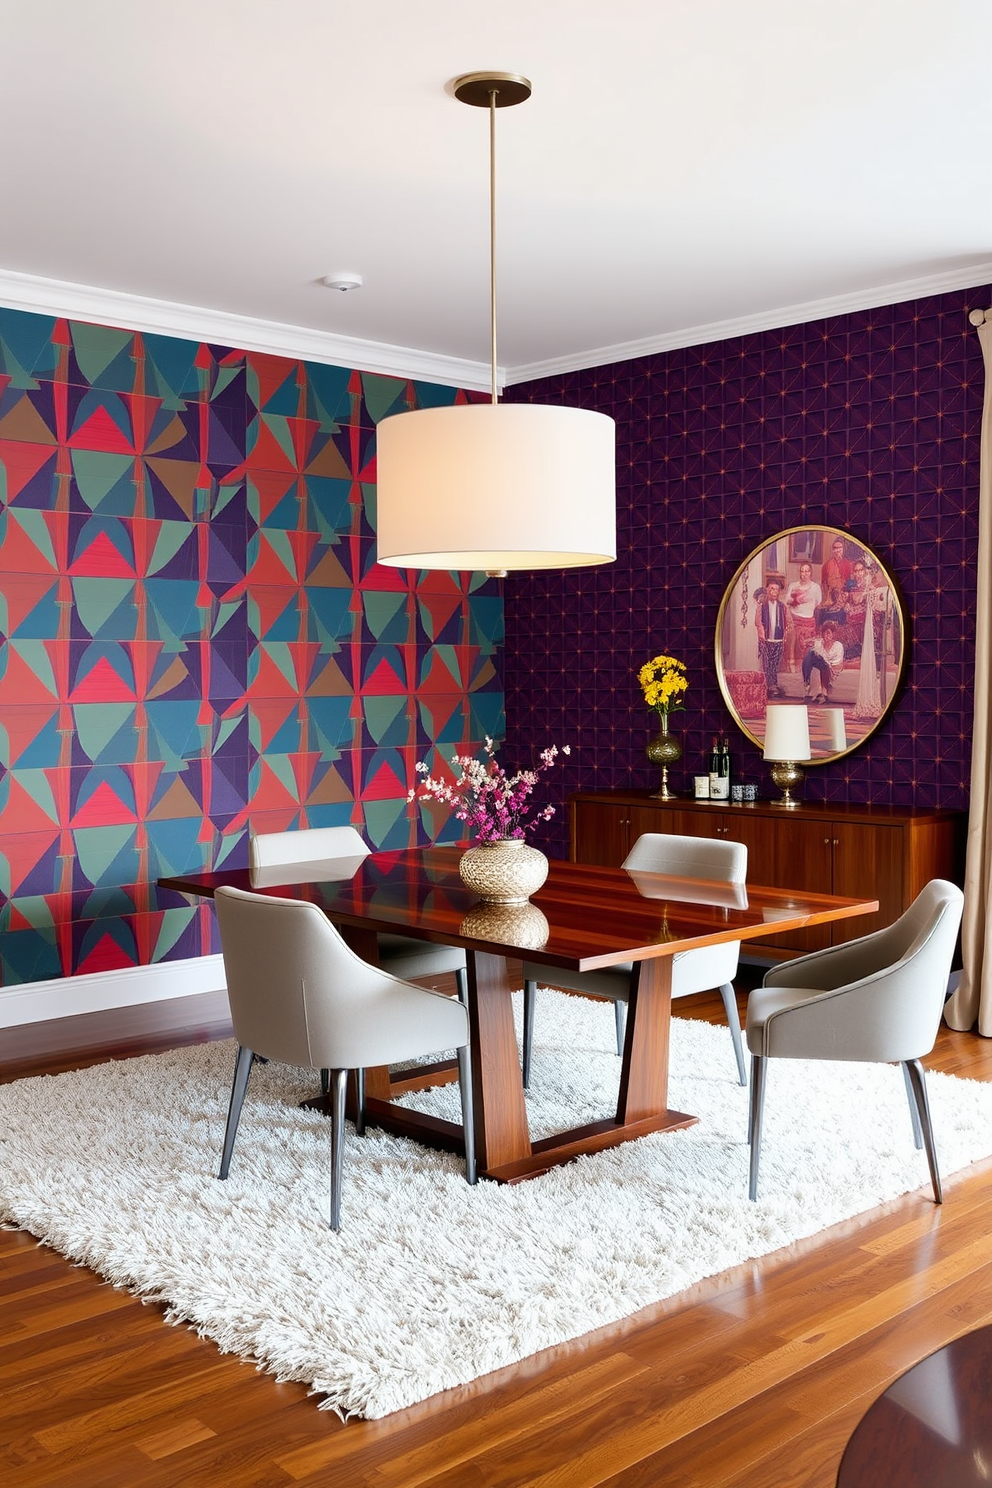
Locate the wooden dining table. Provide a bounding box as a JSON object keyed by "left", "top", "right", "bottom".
{"left": 159, "top": 846, "right": 877, "bottom": 1183}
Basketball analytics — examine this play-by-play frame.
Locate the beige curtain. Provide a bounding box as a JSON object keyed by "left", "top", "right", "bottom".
{"left": 945, "top": 313, "right": 992, "bottom": 1034}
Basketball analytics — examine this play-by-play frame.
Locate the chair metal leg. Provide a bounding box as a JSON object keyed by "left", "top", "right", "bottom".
{"left": 456, "top": 1043, "right": 477, "bottom": 1185}
{"left": 455, "top": 967, "right": 469, "bottom": 1006}
{"left": 719, "top": 982, "right": 747, "bottom": 1086}
{"left": 613, "top": 999, "right": 627, "bottom": 1057}
{"left": 354, "top": 1067, "right": 366, "bottom": 1136}
{"left": 902, "top": 1061, "right": 923, "bottom": 1149}
{"left": 328, "top": 1068, "right": 349, "bottom": 1231}
{"left": 320, "top": 1069, "right": 330, "bottom": 1097}
{"left": 748, "top": 1054, "right": 767, "bottom": 1201}
{"left": 522, "top": 978, "right": 537, "bottom": 1089}
{"left": 218, "top": 1044, "right": 254, "bottom": 1179}
{"left": 903, "top": 1058, "right": 943, "bottom": 1204}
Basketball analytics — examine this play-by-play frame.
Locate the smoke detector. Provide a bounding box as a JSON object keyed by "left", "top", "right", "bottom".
{"left": 321, "top": 272, "right": 363, "bottom": 292}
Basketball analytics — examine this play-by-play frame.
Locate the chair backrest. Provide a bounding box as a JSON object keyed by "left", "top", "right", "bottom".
{"left": 623, "top": 833, "right": 748, "bottom": 993}
{"left": 862, "top": 879, "right": 963, "bottom": 1059}
{"left": 760, "top": 880, "right": 964, "bottom": 1064}
{"left": 876, "top": 878, "right": 963, "bottom": 971}
{"left": 622, "top": 832, "right": 747, "bottom": 884}
{"left": 214, "top": 885, "right": 445, "bottom": 1070}
{"left": 249, "top": 825, "right": 369, "bottom": 872}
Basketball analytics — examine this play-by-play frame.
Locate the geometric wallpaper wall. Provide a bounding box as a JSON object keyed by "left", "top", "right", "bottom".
{"left": 0, "top": 309, "right": 502, "bottom": 984}
{"left": 504, "top": 284, "right": 989, "bottom": 860}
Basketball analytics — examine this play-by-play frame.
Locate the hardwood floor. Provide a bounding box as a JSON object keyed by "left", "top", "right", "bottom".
{"left": 3, "top": 980, "right": 992, "bottom": 1487}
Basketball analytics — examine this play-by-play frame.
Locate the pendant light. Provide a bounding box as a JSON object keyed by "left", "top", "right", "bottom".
{"left": 375, "top": 73, "right": 617, "bottom": 577}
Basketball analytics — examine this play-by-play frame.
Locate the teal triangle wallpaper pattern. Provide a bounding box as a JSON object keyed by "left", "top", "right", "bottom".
{"left": 0, "top": 311, "right": 503, "bottom": 984}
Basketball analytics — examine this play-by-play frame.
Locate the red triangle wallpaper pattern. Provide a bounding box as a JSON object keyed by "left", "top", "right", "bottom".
{"left": 0, "top": 315, "right": 502, "bottom": 984}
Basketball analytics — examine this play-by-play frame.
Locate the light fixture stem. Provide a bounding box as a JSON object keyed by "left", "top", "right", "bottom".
{"left": 489, "top": 87, "right": 498, "bottom": 406}
{"left": 485, "top": 87, "right": 503, "bottom": 574}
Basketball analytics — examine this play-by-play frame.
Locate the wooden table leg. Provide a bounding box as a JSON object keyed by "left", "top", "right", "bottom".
{"left": 312, "top": 940, "right": 693, "bottom": 1182}
{"left": 478, "top": 951, "right": 695, "bottom": 1184}
{"left": 466, "top": 950, "right": 532, "bottom": 1174}
{"left": 616, "top": 954, "right": 675, "bottom": 1122}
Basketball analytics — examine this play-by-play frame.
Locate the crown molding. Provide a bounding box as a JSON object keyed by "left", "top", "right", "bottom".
{"left": 505, "top": 262, "right": 992, "bottom": 386}
{"left": 0, "top": 267, "right": 495, "bottom": 392}
{"left": 2, "top": 261, "right": 990, "bottom": 396}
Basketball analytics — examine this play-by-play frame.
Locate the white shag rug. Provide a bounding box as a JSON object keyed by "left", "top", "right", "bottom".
{"left": 2, "top": 991, "right": 992, "bottom": 1420}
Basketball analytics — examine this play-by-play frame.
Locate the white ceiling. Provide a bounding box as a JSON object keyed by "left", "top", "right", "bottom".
{"left": 1, "top": 0, "right": 990, "bottom": 389}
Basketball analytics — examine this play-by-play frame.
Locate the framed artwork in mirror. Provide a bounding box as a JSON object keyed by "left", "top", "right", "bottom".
{"left": 715, "top": 525, "right": 906, "bottom": 763}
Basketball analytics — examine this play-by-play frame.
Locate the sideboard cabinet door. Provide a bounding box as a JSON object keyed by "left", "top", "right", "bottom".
{"left": 571, "top": 799, "right": 630, "bottom": 866}
{"left": 829, "top": 823, "right": 903, "bottom": 944}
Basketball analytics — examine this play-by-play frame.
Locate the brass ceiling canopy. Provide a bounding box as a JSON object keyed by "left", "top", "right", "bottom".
{"left": 452, "top": 72, "right": 532, "bottom": 109}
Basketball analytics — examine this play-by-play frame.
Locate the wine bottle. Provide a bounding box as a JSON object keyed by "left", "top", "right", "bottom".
{"left": 711, "top": 739, "right": 730, "bottom": 802}
{"left": 716, "top": 736, "right": 731, "bottom": 802}
{"left": 708, "top": 737, "right": 722, "bottom": 800}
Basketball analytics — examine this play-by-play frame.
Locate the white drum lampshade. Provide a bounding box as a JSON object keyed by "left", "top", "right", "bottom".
{"left": 375, "top": 402, "right": 616, "bottom": 573}
{"left": 763, "top": 705, "right": 812, "bottom": 762}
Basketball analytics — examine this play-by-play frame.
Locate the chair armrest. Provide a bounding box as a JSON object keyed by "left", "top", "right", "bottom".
{"left": 751, "top": 957, "right": 942, "bottom": 1063}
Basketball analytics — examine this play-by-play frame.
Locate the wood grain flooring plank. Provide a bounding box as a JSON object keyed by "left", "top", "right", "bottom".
{"left": 277, "top": 1352, "right": 648, "bottom": 1484}
{"left": 0, "top": 1326, "right": 217, "bottom": 1444}
{"left": 32, "top": 1360, "right": 250, "bottom": 1453}
{"left": 135, "top": 1418, "right": 218, "bottom": 1460}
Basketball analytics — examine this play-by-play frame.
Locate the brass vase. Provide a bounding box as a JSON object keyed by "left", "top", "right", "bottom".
{"left": 646, "top": 714, "right": 681, "bottom": 800}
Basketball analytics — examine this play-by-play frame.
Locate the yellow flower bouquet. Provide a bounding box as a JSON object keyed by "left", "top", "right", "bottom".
{"left": 637, "top": 654, "right": 688, "bottom": 718}
{"left": 638, "top": 654, "right": 687, "bottom": 799}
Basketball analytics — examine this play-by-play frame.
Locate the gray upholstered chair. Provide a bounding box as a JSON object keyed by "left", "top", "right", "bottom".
{"left": 746, "top": 878, "right": 964, "bottom": 1204}
{"left": 520, "top": 832, "right": 749, "bottom": 1089}
{"left": 249, "top": 826, "right": 469, "bottom": 1001}
{"left": 214, "top": 885, "right": 477, "bottom": 1230}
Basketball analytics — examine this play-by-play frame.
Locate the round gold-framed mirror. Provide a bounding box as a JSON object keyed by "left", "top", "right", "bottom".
{"left": 715, "top": 525, "right": 906, "bottom": 763}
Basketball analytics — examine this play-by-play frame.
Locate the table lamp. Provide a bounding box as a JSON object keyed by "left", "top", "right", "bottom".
{"left": 763, "top": 705, "right": 812, "bottom": 807}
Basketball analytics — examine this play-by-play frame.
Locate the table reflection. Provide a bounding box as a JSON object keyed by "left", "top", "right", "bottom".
{"left": 249, "top": 856, "right": 368, "bottom": 889}
{"left": 460, "top": 901, "right": 550, "bottom": 951}
{"left": 625, "top": 870, "right": 749, "bottom": 913}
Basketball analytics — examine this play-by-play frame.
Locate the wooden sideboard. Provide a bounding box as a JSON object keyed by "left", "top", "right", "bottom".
{"left": 569, "top": 790, "right": 966, "bottom": 957}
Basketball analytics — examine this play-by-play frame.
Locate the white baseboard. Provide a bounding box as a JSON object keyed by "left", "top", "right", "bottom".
{"left": 0, "top": 955, "right": 228, "bottom": 1028}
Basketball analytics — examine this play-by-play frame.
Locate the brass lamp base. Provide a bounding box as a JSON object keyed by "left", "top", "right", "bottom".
{"left": 768, "top": 760, "right": 805, "bottom": 807}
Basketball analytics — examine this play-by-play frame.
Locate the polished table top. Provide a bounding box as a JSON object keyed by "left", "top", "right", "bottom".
{"left": 160, "top": 845, "right": 876, "bottom": 971}
{"left": 160, "top": 848, "right": 877, "bottom": 1182}
{"left": 837, "top": 1324, "right": 992, "bottom": 1486}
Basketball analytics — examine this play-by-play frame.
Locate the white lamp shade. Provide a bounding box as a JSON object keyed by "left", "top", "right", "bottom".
{"left": 375, "top": 402, "right": 616, "bottom": 571}
{"left": 763, "top": 704, "right": 812, "bottom": 761}
{"left": 825, "top": 708, "right": 848, "bottom": 751}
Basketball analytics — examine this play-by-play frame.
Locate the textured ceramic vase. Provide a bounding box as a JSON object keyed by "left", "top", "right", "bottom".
{"left": 458, "top": 838, "right": 549, "bottom": 905}
{"left": 646, "top": 714, "right": 682, "bottom": 800}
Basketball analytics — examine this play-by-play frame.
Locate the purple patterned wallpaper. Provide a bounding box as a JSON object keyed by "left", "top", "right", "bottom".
{"left": 503, "top": 285, "right": 989, "bottom": 859}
